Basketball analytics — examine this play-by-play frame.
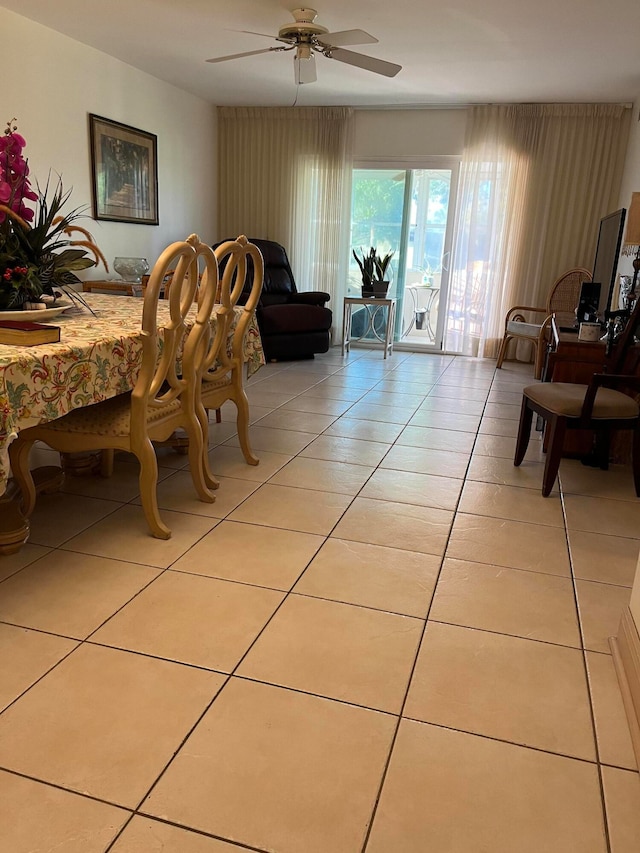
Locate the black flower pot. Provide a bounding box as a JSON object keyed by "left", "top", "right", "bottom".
{"left": 372, "top": 281, "right": 390, "bottom": 298}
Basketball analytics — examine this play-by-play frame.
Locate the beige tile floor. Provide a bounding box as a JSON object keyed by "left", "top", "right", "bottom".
{"left": 1, "top": 348, "right": 639, "bottom": 852}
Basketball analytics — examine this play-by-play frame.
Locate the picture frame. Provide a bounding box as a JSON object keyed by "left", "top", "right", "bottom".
{"left": 88, "top": 114, "right": 159, "bottom": 225}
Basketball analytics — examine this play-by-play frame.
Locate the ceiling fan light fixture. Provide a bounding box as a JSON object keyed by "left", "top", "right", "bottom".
{"left": 296, "top": 44, "right": 312, "bottom": 61}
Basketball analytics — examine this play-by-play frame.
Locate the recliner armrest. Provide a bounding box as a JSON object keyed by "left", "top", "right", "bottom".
{"left": 289, "top": 291, "right": 331, "bottom": 307}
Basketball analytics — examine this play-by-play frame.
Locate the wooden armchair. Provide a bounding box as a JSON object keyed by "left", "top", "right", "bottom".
{"left": 496, "top": 268, "right": 592, "bottom": 379}
{"left": 514, "top": 298, "right": 640, "bottom": 496}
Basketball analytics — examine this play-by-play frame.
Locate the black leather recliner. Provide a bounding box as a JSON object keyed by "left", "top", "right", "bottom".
{"left": 215, "top": 238, "right": 333, "bottom": 362}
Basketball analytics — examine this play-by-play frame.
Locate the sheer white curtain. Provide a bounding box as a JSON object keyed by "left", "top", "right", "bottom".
{"left": 217, "top": 107, "right": 354, "bottom": 336}
{"left": 446, "top": 104, "right": 631, "bottom": 358}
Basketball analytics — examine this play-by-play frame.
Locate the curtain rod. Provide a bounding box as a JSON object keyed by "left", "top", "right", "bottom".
{"left": 353, "top": 102, "right": 634, "bottom": 111}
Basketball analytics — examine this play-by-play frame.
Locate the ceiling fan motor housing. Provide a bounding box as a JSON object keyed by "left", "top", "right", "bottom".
{"left": 292, "top": 8, "right": 320, "bottom": 24}
{"left": 278, "top": 7, "right": 328, "bottom": 42}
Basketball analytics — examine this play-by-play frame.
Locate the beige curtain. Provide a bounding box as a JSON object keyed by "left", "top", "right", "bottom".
{"left": 217, "top": 106, "right": 354, "bottom": 334}
{"left": 446, "top": 104, "right": 631, "bottom": 358}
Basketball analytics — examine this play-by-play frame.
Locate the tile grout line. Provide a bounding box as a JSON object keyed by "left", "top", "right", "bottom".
{"left": 560, "top": 483, "right": 614, "bottom": 853}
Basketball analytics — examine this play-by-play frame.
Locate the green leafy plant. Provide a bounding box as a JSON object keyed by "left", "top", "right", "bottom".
{"left": 352, "top": 246, "right": 394, "bottom": 293}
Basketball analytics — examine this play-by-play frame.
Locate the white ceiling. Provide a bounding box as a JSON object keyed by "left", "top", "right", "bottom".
{"left": 4, "top": 0, "right": 640, "bottom": 107}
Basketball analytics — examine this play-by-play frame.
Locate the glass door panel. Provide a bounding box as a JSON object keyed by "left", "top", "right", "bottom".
{"left": 350, "top": 166, "right": 455, "bottom": 350}
{"left": 399, "top": 169, "right": 452, "bottom": 349}
{"left": 349, "top": 170, "right": 406, "bottom": 341}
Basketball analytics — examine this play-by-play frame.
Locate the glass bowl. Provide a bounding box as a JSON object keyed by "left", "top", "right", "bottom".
{"left": 113, "top": 257, "right": 150, "bottom": 283}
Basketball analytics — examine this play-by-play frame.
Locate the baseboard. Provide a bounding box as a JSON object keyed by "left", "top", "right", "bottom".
{"left": 610, "top": 607, "right": 640, "bottom": 774}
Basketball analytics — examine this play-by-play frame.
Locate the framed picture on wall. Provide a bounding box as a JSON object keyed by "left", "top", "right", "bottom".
{"left": 88, "top": 114, "right": 159, "bottom": 225}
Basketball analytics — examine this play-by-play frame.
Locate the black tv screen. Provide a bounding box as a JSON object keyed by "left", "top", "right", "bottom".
{"left": 592, "top": 208, "right": 626, "bottom": 319}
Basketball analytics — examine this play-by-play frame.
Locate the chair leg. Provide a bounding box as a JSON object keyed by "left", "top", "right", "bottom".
{"left": 136, "top": 438, "right": 171, "bottom": 539}
{"left": 533, "top": 341, "right": 545, "bottom": 380}
{"left": 197, "top": 402, "right": 219, "bottom": 491}
{"left": 495, "top": 334, "right": 511, "bottom": 369}
{"left": 541, "top": 415, "right": 566, "bottom": 496}
{"left": 514, "top": 398, "right": 534, "bottom": 466}
{"left": 215, "top": 408, "right": 222, "bottom": 424}
{"left": 235, "top": 381, "right": 259, "bottom": 466}
{"left": 184, "top": 406, "right": 216, "bottom": 504}
{"left": 632, "top": 426, "right": 640, "bottom": 497}
{"left": 100, "top": 449, "right": 115, "bottom": 477}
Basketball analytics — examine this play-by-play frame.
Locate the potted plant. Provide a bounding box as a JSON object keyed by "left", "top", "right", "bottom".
{"left": 0, "top": 118, "right": 107, "bottom": 311}
{"left": 352, "top": 246, "right": 394, "bottom": 298}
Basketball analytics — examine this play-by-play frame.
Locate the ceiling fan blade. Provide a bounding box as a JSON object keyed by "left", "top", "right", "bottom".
{"left": 206, "top": 46, "right": 281, "bottom": 64}
{"left": 327, "top": 48, "right": 402, "bottom": 78}
{"left": 295, "top": 52, "right": 317, "bottom": 84}
{"left": 317, "top": 29, "right": 378, "bottom": 47}
{"left": 237, "top": 29, "right": 278, "bottom": 39}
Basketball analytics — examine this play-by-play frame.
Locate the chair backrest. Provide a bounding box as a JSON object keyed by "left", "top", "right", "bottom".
{"left": 132, "top": 235, "right": 219, "bottom": 419}
{"left": 547, "top": 268, "right": 592, "bottom": 316}
{"left": 202, "top": 235, "right": 264, "bottom": 384}
{"left": 247, "top": 238, "right": 296, "bottom": 300}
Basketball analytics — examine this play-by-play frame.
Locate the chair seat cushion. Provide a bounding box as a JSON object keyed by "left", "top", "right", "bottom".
{"left": 524, "top": 382, "right": 640, "bottom": 419}
{"left": 507, "top": 321, "right": 543, "bottom": 337}
{"left": 258, "top": 303, "right": 333, "bottom": 335}
{"left": 41, "top": 392, "right": 182, "bottom": 436}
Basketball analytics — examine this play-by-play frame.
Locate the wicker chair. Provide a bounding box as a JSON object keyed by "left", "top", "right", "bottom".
{"left": 496, "top": 268, "right": 592, "bottom": 379}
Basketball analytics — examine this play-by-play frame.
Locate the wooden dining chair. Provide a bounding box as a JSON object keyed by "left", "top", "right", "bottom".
{"left": 9, "top": 235, "right": 222, "bottom": 539}
{"left": 149, "top": 266, "right": 228, "bottom": 425}
{"left": 198, "top": 235, "right": 264, "bottom": 488}
{"left": 147, "top": 265, "right": 223, "bottom": 426}
{"left": 514, "top": 298, "right": 640, "bottom": 496}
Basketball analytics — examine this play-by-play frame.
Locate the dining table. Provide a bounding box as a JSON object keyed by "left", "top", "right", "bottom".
{"left": 0, "top": 293, "right": 265, "bottom": 553}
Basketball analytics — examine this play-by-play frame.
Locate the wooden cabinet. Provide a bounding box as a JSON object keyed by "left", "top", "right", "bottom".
{"left": 82, "top": 280, "right": 141, "bottom": 296}
{"left": 545, "top": 333, "right": 606, "bottom": 384}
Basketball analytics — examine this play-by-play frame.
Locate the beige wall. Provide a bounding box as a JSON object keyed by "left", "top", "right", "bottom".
{"left": 1, "top": 8, "right": 217, "bottom": 279}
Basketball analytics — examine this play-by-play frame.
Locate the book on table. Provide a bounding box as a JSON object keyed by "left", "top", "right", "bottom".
{"left": 0, "top": 320, "right": 61, "bottom": 346}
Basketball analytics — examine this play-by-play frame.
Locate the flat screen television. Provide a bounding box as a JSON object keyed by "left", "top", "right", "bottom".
{"left": 592, "top": 208, "right": 626, "bottom": 319}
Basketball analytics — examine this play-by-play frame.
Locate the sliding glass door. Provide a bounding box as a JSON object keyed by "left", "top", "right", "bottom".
{"left": 349, "top": 162, "right": 459, "bottom": 350}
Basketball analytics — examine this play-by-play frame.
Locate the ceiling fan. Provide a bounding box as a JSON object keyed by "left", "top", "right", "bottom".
{"left": 206, "top": 7, "right": 402, "bottom": 85}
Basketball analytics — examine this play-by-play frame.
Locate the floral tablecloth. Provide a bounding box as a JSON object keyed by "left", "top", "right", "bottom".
{"left": 0, "top": 294, "right": 264, "bottom": 494}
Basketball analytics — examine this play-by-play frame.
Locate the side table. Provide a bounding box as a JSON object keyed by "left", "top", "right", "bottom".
{"left": 342, "top": 296, "right": 397, "bottom": 359}
{"left": 403, "top": 284, "right": 440, "bottom": 339}
{"left": 82, "top": 280, "right": 143, "bottom": 296}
